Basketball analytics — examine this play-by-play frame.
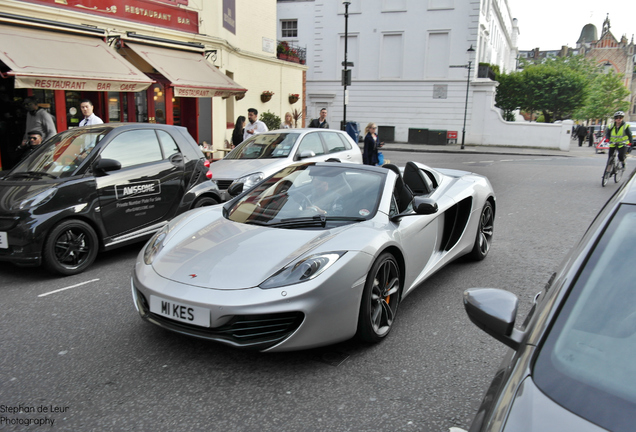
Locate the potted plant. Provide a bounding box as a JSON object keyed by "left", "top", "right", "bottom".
{"left": 291, "top": 108, "right": 303, "bottom": 128}
{"left": 288, "top": 93, "right": 299, "bottom": 104}
{"left": 235, "top": 93, "right": 245, "bottom": 101}
{"left": 277, "top": 41, "right": 290, "bottom": 61}
{"left": 261, "top": 91, "right": 274, "bottom": 103}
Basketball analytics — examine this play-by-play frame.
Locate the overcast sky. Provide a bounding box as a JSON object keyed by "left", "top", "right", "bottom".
{"left": 507, "top": 0, "right": 636, "bottom": 51}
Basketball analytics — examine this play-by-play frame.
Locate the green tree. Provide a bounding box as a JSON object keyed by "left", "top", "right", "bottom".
{"left": 579, "top": 70, "right": 629, "bottom": 124}
{"left": 507, "top": 56, "right": 594, "bottom": 122}
{"left": 494, "top": 72, "right": 523, "bottom": 121}
{"left": 521, "top": 60, "right": 588, "bottom": 122}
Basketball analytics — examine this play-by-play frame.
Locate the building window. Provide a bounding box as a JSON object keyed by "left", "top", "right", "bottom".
{"left": 281, "top": 20, "right": 297, "bottom": 38}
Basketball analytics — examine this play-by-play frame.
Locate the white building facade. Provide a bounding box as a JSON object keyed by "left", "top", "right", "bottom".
{"left": 277, "top": 0, "right": 520, "bottom": 144}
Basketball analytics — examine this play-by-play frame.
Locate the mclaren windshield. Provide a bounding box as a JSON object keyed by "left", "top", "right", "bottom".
{"left": 226, "top": 163, "right": 385, "bottom": 228}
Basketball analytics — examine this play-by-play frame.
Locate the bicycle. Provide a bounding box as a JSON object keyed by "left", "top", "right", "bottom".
{"left": 602, "top": 142, "right": 625, "bottom": 187}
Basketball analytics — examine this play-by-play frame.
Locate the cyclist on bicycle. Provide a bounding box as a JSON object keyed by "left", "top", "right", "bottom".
{"left": 606, "top": 111, "right": 632, "bottom": 169}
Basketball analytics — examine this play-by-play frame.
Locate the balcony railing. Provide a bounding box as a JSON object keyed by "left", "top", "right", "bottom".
{"left": 277, "top": 41, "right": 306, "bottom": 65}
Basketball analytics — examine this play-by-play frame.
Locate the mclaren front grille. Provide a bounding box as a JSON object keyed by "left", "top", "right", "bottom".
{"left": 136, "top": 289, "right": 304, "bottom": 351}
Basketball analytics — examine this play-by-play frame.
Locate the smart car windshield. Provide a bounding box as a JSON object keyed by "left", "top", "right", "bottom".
{"left": 225, "top": 133, "right": 299, "bottom": 160}
{"left": 533, "top": 204, "right": 636, "bottom": 431}
{"left": 226, "top": 164, "right": 385, "bottom": 227}
{"left": 9, "top": 127, "right": 111, "bottom": 179}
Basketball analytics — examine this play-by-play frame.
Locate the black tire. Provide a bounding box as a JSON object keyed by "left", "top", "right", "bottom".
{"left": 192, "top": 196, "right": 219, "bottom": 208}
{"left": 43, "top": 220, "right": 99, "bottom": 275}
{"left": 357, "top": 253, "right": 401, "bottom": 343}
{"left": 602, "top": 159, "right": 613, "bottom": 187}
{"left": 615, "top": 161, "right": 624, "bottom": 183}
{"left": 468, "top": 201, "right": 494, "bottom": 261}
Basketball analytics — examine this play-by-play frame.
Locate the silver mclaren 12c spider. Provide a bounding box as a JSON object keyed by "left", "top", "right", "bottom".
{"left": 132, "top": 161, "right": 495, "bottom": 352}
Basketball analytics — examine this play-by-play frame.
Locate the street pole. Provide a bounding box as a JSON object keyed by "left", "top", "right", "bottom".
{"left": 342, "top": 1, "right": 350, "bottom": 131}
{"left": 461, "top": 59, "right": 472, "bottom": 150}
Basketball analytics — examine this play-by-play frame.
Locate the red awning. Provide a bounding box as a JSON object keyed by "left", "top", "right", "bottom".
{"left": 122, "top": 42, "right": 246, "bottom": 98}
{"left": 0, "top": 24, "right": 153, "bottom": 92}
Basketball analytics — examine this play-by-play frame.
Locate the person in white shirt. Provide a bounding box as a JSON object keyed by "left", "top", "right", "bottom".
{"left": 79, "top": 99, "right": 104, "bottom": 126}
{"left": 243, "top": 108, "right": 268, "bottom": 140}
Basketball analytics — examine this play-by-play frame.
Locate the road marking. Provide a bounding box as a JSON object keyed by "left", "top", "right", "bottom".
{"left": 38, "top": 279, "right": 100, "bottom": 297}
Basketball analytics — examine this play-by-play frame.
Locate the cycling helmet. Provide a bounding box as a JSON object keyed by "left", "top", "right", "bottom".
{"left": 614, "top": 111, "right": 625, "bottom": 118}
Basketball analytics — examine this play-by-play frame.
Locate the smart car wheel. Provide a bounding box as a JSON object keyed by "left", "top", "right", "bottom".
{"left": 43, "top": 220, "right": 99, "bottom": 276}
{"left": 192, "top": 196, "right": 219, "bottom": 208}
{"left": 469, "top": 201, "right": 494, "bottom": 261}
{"left": 357, "top": 253, "right": 401, "bottom": 343}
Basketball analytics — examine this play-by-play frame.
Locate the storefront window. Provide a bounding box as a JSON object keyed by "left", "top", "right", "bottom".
{"left": 121, "top": 94, "right": 128, "bottom": 122}
{"left": 173, "top": 97, "right": 181, "bottom": 125}
{"left": 108, "top": 92, "right": 121, "bottom": 122}
{"left": 65, "top": 91, "right": 82, "bottom": 129}
{"left": 152, "top": 83, "right": 166, "bottom": 124}
{"left": 135, "top": 91, "right": 148, "bottom": 123}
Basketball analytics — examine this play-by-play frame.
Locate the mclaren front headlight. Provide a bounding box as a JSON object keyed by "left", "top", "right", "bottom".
{"left": 260, "top": 252, "right": 346, "bottom": 289}
{"left": 143, "top": 224, "right": 170, "bottom": 265}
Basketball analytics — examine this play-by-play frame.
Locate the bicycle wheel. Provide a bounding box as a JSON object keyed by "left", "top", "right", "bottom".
{"left": 615, "top": 161, "right": 624, "bottom": 183}
{"left": 602, "top": 159, "right": 613, "bottom": 187}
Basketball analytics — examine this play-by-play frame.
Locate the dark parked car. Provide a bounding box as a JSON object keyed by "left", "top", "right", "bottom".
{"left": 0, "top": 123, "right": 221, "bottom": 275}
{"left": 463, "top": 169, "right": 636, "bottom": 432}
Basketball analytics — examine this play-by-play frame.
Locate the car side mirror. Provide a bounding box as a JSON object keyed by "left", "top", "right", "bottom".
{"left": 227, "top": 182, "right": 244, "bottom": 197}
{"left": 93, "top": 158, "right": 121, "bottom": 175}
{"left": 413, "top": 197, "right": 438, "bottom": 215}
{"left": 463, "top": 288, "right": 524, "bottom": 350}
{"left": 299, "top": 150, "right": 316, "bottom": 159}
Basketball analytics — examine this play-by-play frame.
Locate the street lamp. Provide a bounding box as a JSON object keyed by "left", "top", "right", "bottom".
{"left": 451, "top": 45, "right": 475, "bottom": 149}
{"left": 341, "top": 1, "right": 351, "bottom": 131}
{"left": 461, "top": 45, "right": 475, "bottom": 149}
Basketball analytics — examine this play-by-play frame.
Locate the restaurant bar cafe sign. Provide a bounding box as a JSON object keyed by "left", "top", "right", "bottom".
{"left": 15, "top": 77, "right": 149, "bottom": 92}
{"left": 21, "top": 0, "right": 199, "bottom": 33}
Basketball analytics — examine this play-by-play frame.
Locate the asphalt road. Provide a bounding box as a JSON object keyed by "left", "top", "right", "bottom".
{"left": 0, "top": 150, "right": 616, "bottom": 431}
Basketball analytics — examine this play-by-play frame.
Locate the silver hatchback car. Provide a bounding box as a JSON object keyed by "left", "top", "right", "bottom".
{"left": 209, "top": 129, "right": 363, "bottom": 200}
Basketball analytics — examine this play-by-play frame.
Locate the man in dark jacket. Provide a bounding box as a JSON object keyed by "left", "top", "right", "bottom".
{"left": 575, "top": 123, "right": 588, "bottom": 147}
{"left": 308, "top": 108, "right": 329, "bottom": 128}
{"left": 14, "top": 129, "right": 43, "bottom": 163}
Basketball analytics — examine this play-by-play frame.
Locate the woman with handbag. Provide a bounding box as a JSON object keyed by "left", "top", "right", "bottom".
{"left": 363, "top": 122, "right": 384, "bottom": 165}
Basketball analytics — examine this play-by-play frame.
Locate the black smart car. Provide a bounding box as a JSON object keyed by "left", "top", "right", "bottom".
{"left": 0, "top": 123, "right": 222, "bottom": 275}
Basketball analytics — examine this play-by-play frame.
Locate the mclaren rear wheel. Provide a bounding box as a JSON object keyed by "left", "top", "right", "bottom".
{"left": 468, "top": 201, "right": 494, "bottom": 261}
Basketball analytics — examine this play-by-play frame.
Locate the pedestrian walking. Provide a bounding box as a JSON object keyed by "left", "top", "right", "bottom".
{"left": 22, "top": 97, "right": 56, "bottom": 143}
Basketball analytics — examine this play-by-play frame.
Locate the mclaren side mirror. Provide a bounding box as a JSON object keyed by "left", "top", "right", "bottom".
{"left": 227, "top": 182, "right": 244, "bottom": 197}
{"left": 463, "top": 288, "right": 524, "bottom": 350}
{"left": 413, "top": 197, "right": 438, "bottom": 215}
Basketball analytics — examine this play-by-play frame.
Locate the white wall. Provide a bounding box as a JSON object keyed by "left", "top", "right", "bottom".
{"left": 470, "top": 81, "right": 572, "bottom": 150}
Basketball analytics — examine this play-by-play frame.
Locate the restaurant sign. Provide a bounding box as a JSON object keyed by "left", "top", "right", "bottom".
{"left": 14, "top": 76, "right": 151, "bottom": 92}
{"left": 19, "top": 0, "right": 199, "bottom": 33}
{"left": 173, "top": 87, "right": 245, "bottom": 98}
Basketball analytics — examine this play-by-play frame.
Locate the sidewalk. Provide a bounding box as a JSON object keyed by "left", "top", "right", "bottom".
{"left": 377, "top": 138, "right": 603, "bottom": 158}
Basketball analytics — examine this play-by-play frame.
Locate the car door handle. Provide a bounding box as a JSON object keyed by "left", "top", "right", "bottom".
{"left": 170, "top": 154, "right": 184, "bottom": 165}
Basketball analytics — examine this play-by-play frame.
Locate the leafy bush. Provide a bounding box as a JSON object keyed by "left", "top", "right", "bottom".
{"left": 260, "top": 111, "right": 282, "bottom": 131}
